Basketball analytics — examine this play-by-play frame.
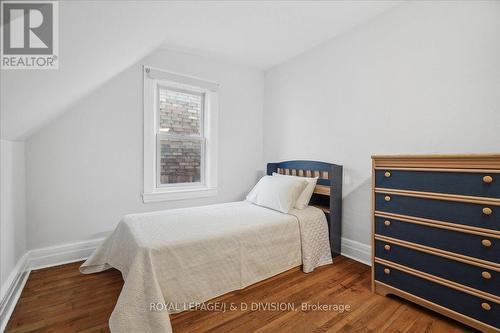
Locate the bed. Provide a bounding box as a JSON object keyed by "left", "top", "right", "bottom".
{"left": 80, "top": 160, "right": 343, "bottom": 333}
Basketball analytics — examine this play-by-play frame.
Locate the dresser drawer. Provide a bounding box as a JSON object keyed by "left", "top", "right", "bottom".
{"left": 375, "top": 217, "right": 500, "bottom": 264}
{"left": 375, "top": 240, "right": 500, "bottom": 296}
{"left": 374, "top": 263, "right": 500, "bottom": 329}
{"left": 376, "top": 170, "right": 500, "bottom": 198}
{"left": 375, "top": 193, "right": 500, "bottom": 232}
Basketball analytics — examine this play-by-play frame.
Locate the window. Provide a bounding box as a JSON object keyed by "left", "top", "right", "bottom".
{"left": 158, "top": 88, "right": 203, "bottom": 186}
{"left": 143, "top": 67, "right": 218, "bottom": 203}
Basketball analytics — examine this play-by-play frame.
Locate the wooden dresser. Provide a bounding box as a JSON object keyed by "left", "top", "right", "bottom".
{"left": 371, "top": 154, "right": 500, "bottom": 333}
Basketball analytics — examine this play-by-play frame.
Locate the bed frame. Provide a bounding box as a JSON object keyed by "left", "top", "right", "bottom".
{"left": 267, "top": 160, "right": 343, "bottom": 257}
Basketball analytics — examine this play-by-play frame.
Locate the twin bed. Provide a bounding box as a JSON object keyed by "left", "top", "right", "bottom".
{"left": 80, "top": 160, "right": 343, "bottom": 333}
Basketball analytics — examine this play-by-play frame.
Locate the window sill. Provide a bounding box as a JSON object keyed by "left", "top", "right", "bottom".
{"left": 142, "top": 187, "right": 217, "bottom": 203}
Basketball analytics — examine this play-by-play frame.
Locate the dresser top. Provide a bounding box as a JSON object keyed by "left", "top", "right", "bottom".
{"left": 372, "top": 153, "right": 500, "bottom": 159}
{"left": 372, "top": 154, "right": 500, "bottom": 170}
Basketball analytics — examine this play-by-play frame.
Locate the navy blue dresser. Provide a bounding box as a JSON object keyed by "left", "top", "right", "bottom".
{"left": 372, "top": 154, "right": 500, "bottom": 333}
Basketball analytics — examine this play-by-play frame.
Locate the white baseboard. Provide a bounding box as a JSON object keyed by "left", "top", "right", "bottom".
{"left": 0, "top": 237, "right": 104, "bottom": 333}
{"left": 28, "top": 238, "right": 105, "bottom": 270}
{"left": 0, "top": 253, "right": 30, "bottom": 333}
{"left": 11, "top": 237, "right": 371, "bottom": 272}
{"left": 340, "top": 237, "right": 371, "bottom": 266}
{"left": 22, "top": 237, "right": 371, "bottom": 271}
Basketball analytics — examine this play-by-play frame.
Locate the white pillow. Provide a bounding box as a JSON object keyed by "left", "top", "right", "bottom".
{"left": 246, "top": 175, "right": 307, "bottom": 213}
{"left": 273, "top": 172, "right": 318, "bottom": 209}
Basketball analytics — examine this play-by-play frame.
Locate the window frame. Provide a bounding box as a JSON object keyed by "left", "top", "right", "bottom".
{"left": 143, "top": 66, "right": 218, "bottom": 203}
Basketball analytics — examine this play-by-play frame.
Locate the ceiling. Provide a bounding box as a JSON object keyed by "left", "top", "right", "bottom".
{"left": 1, "top": 0, "right": 398, "bottom": 140}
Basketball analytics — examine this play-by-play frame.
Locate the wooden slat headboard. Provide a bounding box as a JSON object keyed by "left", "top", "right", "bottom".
{"left": 275, "top": 167, "right": 331, "bottom": 196}
{"left": 267, "top": 160, "right": 343, "bottom": 257}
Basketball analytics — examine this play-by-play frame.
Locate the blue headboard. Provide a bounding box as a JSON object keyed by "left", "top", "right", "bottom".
{"left": 267, "top": 160, "right": 343, "bottom": 257}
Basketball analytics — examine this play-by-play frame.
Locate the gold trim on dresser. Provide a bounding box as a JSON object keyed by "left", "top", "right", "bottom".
{"left": 375, "top": 234, "right": 500, "bottom": 270}
{"left": 375, "top": 257, "right": 500, "bottom": 303}
{"left": 374, "top": 281, "right": 500, "bottom": 333}
{"left": 372, "top": 154, "right": 500, "bottom": 170}
{"left": 375, "top": 235, "right": 500, "bottom": 272}
{"left": 375, "top": 188, "right": 500, "bottom": 205}
{"left": 375, "top": 212, "right": 500, "bottom": 238}
{"left": 371, "top": 159, "right": 376, "bottom": 291}
{"left": 374, "top": 166, "right": 500, "bottom": 174}
{"left": 375, "top": 211, "right": 500, "bottom": 237}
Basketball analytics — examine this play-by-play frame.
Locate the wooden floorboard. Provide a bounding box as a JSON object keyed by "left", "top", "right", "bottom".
{"left": 5, "top": 256, "right": 477, "bottom": 333}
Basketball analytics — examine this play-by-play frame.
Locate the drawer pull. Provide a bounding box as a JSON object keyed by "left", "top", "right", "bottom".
{"left": 384, "top": 171, "right": 391, "bottom": 178}
{"left": 384, "top": 220, "right": 391, "bottom": 226}
{"left": 384, "top": 244, "right": 391, "bottom": 251}
{"left": 481, "top": 239, "right": 492, "bottom": 248}
{"left": 483, "top": 175, "right": 493, "bottom": 184}
{"left": 383, "top": 268, "right": 391, "bottom": 275}
{"left": 482, "top": 207, "right": 493, "bottom": 216}
{"left": 481, "top": 302, "right": 491, "bottom": 311}
{"left": 384, "top": 196, "right": 391, "bottom": 202}
{"left": 482, "top": 271, "right": 492, "bottom": 280}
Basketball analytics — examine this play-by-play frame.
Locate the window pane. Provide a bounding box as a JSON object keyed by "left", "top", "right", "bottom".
{"left": 159, "top": 88, "right": 202, "bottom": 136}
{"left": 159, "top": 139, "right": 201, "bottom": 184}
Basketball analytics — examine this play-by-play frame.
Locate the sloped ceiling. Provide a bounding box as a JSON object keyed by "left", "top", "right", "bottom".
{"left": 1, "top": 0, "right": 398, "bottom": 140}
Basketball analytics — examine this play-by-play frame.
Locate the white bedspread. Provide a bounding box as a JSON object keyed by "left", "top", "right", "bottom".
{"left": 80, "top": 201, "right": 332, "bottom": 333}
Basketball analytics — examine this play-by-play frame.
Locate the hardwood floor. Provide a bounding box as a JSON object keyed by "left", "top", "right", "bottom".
{"left": 6, "top": 256, "right": 476, "bottom": 333}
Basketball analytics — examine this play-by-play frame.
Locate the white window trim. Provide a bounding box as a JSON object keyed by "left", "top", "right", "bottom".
{"left": 142, "top": 66, "right": 218, "bottom": 203}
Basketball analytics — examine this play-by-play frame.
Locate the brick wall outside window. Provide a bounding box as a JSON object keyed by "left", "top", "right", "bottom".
{"left": 158, "top": 89, "right": 202, "bottom": 184}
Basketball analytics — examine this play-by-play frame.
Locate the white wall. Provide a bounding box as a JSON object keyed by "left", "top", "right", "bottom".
{"left": 264, "top": 1, "right": 500, "bottom": 247}
{"left": 0, "top": 140, "right": 26, "bottom": 293}
{"left": 25, "top": 49, "right": 264, "bottom": 250}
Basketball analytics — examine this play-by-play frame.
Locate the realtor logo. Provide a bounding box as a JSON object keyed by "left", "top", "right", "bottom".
{"left": 1, "top": 1, "right": 59, "bottom": 69}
